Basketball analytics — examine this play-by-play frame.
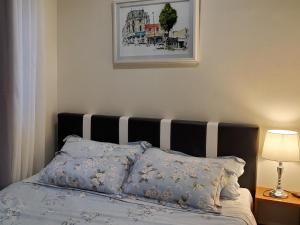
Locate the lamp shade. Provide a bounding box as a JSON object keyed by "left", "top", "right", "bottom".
{"left": 262, "top": 130, "right": 300, "bottom": 162}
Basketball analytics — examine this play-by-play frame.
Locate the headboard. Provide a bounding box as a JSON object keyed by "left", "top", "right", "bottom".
{"left": 57, "top": 113, "right": 259, "bottom": 196}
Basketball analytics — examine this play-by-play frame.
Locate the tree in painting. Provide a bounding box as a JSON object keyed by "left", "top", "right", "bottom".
{"left": 159, "top": 3, "right": 178, "bottom": 41}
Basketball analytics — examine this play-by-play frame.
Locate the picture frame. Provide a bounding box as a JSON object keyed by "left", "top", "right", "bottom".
{"left": 113, "top": 0, "right": 200, "bottom": 67}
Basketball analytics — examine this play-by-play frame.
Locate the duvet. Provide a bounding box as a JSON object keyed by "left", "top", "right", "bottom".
{"left": 0, "top": 176, "right": 256, "bottom": 225}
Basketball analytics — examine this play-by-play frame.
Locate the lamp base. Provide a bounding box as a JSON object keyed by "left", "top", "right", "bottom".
{"left": 270, "top": 188, "right": 288, "bottom": 199}
{"left": 269, "top": 161, "right": 288, "bottom": 199}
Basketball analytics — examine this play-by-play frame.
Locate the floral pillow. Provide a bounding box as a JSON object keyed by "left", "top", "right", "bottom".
{"left": 39, "top": 138, "right": 151, "bottom": 194}
{"left": 217, "top": 156, "right": 245, "bottom": 177}
{"left": 60, "top": 136, "right": 151, "bottom": 161}
{"left": 207, "top": 156, "right": 245, "bottom": 200}
{"left": 220, "top": 174, "right": 240, "bottom": 199}
{"left": 123, "top": 148, "right": 226, "bottom": 213}
{"left": 161, "top": 148, "right": 245, "bottom": 200}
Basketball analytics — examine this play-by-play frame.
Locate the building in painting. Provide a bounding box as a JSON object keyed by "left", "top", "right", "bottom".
{"left": 122, "top": 9, "right": 150, "bottom": 45}
{"left": 145, "top": 24, "right": 164, "bottom": 45}
{"left": 168, "top": 28, "right": 189, "bottom": 49}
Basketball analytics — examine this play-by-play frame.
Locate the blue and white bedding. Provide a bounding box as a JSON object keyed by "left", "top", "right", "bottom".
{"left": 0, "top": 175, "right": 256, "bottom": 225}
{"left": 0, "top": 139, "right": 257, "bottom": 225}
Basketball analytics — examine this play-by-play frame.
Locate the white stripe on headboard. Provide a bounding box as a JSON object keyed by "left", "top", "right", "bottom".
{"left": 83, "top": 114, "right": 93, "bottom": 139}
{"left": 160, "top": 119, "right": 172, "bottom": 150}
{"left": 119, "top": 116, "right": 130, "bottom": 144}
{"left": 206, "top": 122, "right": 219, "bottom": 157}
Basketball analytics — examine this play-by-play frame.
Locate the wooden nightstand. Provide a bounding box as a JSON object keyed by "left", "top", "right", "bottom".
{"left": 255, "top": 187, "right": 300, "bottom": 225}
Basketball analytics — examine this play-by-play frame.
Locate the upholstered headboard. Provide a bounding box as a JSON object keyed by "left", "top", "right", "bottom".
{"left": 57, "top": 113, "right": 259, "bottom": 196}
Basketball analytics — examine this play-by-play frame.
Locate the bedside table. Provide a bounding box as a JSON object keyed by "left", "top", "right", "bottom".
{"left": 255, "top": 187, "right": 300, "bottom": 225}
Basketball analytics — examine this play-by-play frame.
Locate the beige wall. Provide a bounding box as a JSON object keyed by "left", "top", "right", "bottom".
{"left": 58, "top": 0, "right": 300, "bottom": 195}
{"left": 42, "top": 0, "right": 58, "bottom": 164}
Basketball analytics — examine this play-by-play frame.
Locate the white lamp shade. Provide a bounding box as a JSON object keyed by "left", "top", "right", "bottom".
{"left": 262, "top": 130, "right": 300, "bottom": 162}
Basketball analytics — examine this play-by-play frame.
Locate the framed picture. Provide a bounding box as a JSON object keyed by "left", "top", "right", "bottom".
{"left": 113, "top": 0, "right": 200, "bottom": 67}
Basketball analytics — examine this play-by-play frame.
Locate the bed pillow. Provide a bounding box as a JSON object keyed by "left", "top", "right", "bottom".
{"left": 161, "top": 149, "right": 245, "bottom": 200}
{"left": 39, "top": 138, "right": 151, "bottom": 194}
{"left": 60, "top": 136, "right": 151, "bottom": 161}
{"left": 217, "top": 156, "right": 245, "bottom": 177}
{"left": 161, "top": 149, "right": 245, "bottom": 176}
{"left": 208, "top": 156, "right": 245, "bottom": 200}
{"left": 220, "top": 174, "right": 240, "bottom": 199}
{"left": 123, "top": 148, "right": 225, "bottom": 213}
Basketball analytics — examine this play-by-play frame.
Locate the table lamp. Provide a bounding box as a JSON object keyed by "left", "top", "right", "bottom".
{"left": 262, "top": 130, "right": 300, "bottom": 198}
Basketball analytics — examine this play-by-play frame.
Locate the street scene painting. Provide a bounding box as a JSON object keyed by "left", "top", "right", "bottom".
{"left": 113, "top": 0, "right": 199, "bottom": 66}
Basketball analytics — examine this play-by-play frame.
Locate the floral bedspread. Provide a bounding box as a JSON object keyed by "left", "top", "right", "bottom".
{"left": 0, "top": 178, "right": 256, "bottom": 225}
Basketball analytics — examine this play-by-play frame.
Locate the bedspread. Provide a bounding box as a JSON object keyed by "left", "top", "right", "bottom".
{"left": 0, "top": 177, "right": 256, "bottom": 225}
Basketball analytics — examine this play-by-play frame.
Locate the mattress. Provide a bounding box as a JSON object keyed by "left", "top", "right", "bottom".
{"left": 0, "top": 176, "right": 256, "bottom": 225}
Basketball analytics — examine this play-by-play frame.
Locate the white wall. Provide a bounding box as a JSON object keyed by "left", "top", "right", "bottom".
{"left": 58, "top": 0, "right": 300, "bottom": 194}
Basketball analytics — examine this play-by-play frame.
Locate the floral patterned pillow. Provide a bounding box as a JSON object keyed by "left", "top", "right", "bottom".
{"left": 160, "top": 148, "right": 245, "bottom": 200}
{"left": 207, "top": 156, "right": 245, "bottom": 200}
{"left": 39, "top": 138, "right": 151, "bottom": 194}
{"left": 123, "top": 148, "right": 226, "bottom": 213}
{"left": 220, "top": 174, "right": 240, "bottom": 199}
{"left": 217, "top": 156, "right": 245, "bottom": 177}
{"left": 60, "top": 136, "right": 151, "bottom": 161}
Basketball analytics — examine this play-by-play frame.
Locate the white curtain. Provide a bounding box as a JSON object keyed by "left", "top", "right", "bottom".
{"left": 11, "top": 0, "right": 46, "bottom": 181}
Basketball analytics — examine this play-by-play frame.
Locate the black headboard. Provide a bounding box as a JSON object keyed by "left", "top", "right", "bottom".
{"left": 57, "top": 113, "right": 259, "bottom": 196}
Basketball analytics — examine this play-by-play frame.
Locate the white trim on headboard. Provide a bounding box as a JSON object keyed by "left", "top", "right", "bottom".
{"left": 83, "top": 114, "right": 93, "bottom": 139}
{"left": 206, "top": 122, "right": 219, "bottom": 157}
{"left": 119, "top": 116, "right": 130, "bottom": 144}
{"left": 160, "top": 119, "right": 172, "bottom": 150}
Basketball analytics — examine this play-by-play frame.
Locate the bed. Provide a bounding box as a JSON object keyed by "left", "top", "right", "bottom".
{"left": 0, "top": 113, "right": 259, "bottom": 225}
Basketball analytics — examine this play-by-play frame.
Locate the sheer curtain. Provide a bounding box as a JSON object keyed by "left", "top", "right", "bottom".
{"left": 0, "top": 0, "right": 47, "bottom": 187}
